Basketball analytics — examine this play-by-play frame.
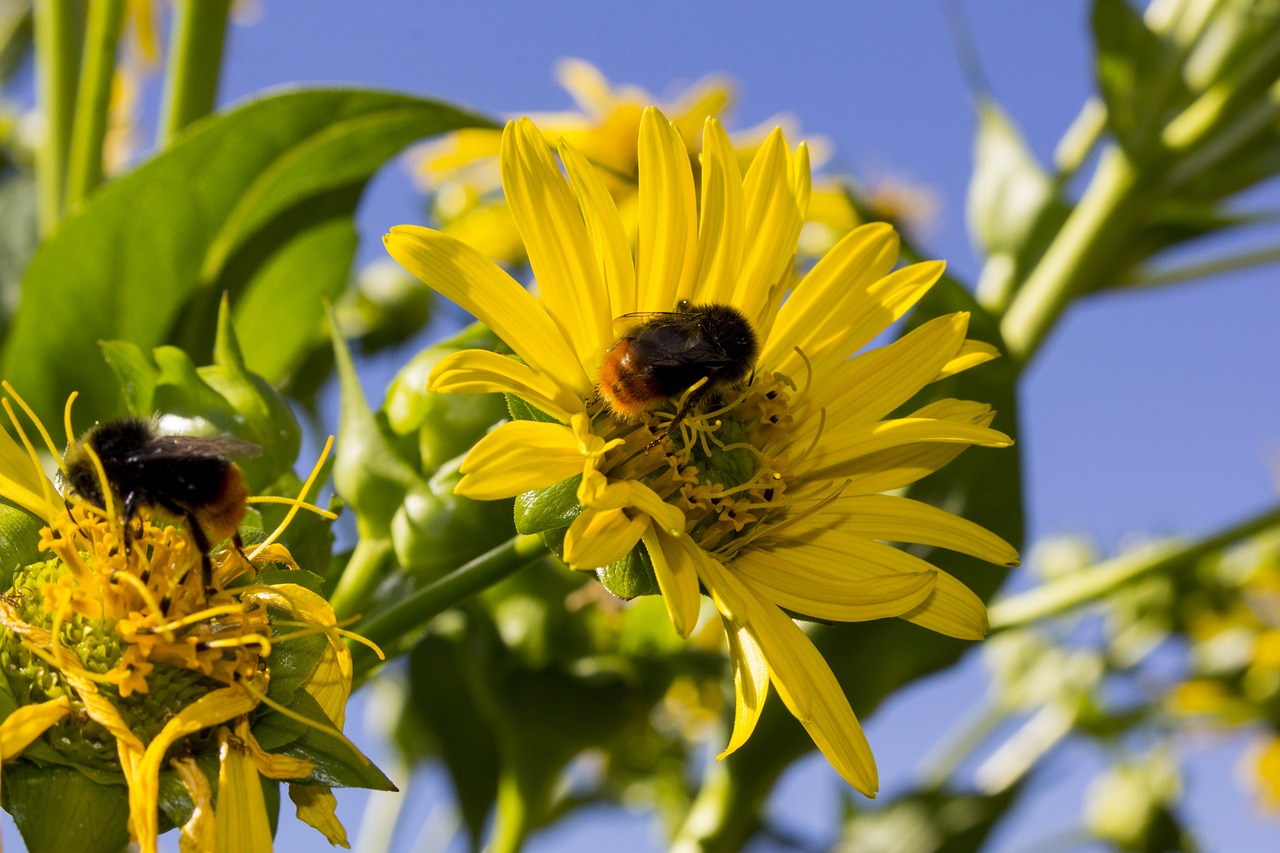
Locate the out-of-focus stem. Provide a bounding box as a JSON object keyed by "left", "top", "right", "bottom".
{"left": 989, "top": 504, "right": 1280, "bottom": 630}
{"left": 158, "top": 0, "right": 231, "bottom": 143}
{"left": 32, "top": 0, "right": 83, "bottom": 234}
{"left": 65, "top": 0, "right": 124, "bottom": 208}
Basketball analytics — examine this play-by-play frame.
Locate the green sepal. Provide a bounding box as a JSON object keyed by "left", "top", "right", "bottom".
{"left": 0, "top": 500, "right": 44, "bottom": 590}
{"left": 513, "top": 474, "right": 582, "bottom": 536}
{"left": 264, "top": 629, "right": 328, "bottom": 708}
{"left": 596, "top": 544, "right": 660, "bottom": 600}
{"left": 390, "top": 465, "right": 516, "bottom": 582}
{"left": 2, "top": 763, "right": 131, "bottom": 853}
{"left": 253, "top": 690, "right": 396, "bottom": 791}
{"left": 505, "top": 392, "right": 562, "bottom": 424}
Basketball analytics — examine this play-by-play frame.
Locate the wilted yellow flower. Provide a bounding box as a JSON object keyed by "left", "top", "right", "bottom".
{"left": 385, "top": 109, "right": 1017, "bottom": 795}
{"left": 0, "top": 387, "right": 385, "bottom": 852}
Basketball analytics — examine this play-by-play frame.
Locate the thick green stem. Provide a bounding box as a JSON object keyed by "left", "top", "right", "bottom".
{"left": 349, "top": 534, "right": 547, "bottom": 678}
{"left": 989, "top": 504, "right": 1280, "bottom": 630}
{"left": 158, "top": 0, "right": 231, "bottom": 143}
{"left": 64, "top": 0, "right": 124, "bottom": 208}
{"left": 329, "top": 535, "right": 395, "bottom": 621}
{"left": 670, "top": 757, "right": 761, "bottom": 853}
{"left": 32, "top": 0, "right": 83, "bottom": 234}
{"left": 999, "top": 144, "right": 1141, "bottom": 365}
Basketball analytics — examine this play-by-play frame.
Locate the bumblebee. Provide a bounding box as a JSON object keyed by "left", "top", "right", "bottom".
{"left": 598, "top": 300, "right": 758, "bottom": 432}
{"left": 62, "top": 418, "right": 260, "bottom": 580}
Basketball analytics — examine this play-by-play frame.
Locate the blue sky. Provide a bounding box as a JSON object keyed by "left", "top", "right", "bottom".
{"left": 8, "top": 1, "right": 1280, "bottom": 850}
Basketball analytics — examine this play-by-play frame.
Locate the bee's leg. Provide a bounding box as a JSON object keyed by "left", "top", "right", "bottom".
{"left": 646, "top": 384, "right": 713, "bottom": 452}
{"left": 177, "top": 507, "right": 213, "bottom": 588}
{"left": 121, "top": 491, "right": 141, "bottom": 557}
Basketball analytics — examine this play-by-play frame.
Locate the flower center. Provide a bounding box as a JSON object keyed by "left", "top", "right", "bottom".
{"left": 595, "top": 370, "right": 798, "bottom": 556}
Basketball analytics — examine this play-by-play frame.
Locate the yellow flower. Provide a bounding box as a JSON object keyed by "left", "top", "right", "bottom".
{"left": 416, "top": 59, "right": 792, "bottom": 265}
{"left": 0, "top": 388, "right": 382, "bottom": 852}
{"left": 385, "top": 110, "right": 1017, "bottom": 795}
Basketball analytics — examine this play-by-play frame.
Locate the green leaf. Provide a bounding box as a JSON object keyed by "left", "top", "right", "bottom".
{"left": 2, "top": 88, "right": 495, "bottom": 428}
{"left": 2, "top": 763, "right": 130, "bottom": 853}
{"left": 99, "top": 340, "right": 158, "bottom": 415}
{"left": 253, "top": 689, "right": 396, "bottom": 791}
{"left": 513, "top": 475, "right": 582, "bottom": 536}
{"left": 1092, "top": 0, "right": 1184, "bottom": 154}
{"left": 265, "top": 628, "right": 328, "bottom": 708}
{"left": 967, "top": 98, "right": 1054, "bottom": 257}
{"left": 0, "top": 500, "right": 44, "bottom": 588}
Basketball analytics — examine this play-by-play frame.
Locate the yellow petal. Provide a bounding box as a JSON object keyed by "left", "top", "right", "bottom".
{"left": 719, "top": 616, "right": 769, "bottom": 758}
{"left": 0, "top": 696, "right": 69, "bottom": 760}
{"left": 456, "top": 421, "right": 583, "bottom": 500}
{"left": 695, "top": 556, "right": 878, "bottom": 794}
{"left": 798, "top": 312, "right": 969, "bottom": 429}
{"left": 692, "top": 118, "right": 744, "bottom": 306}
{"left": 171, "top": 757, "right": 215, "bottom": 853}
{"left": 215, "top": 727, "right": 273, "bottom": 853}
{"left": 935, "top": 338, "right": 1001, "bottom": 380}
{"left": 502, "top": 118, "right": 613, "bottom": 369}
{"left": 735, "top": 127, "right": 803, "bottom": 327}
{"left": 637, "top": 107, "right": 698, "bottom": 312}
{"left": 838, "top": 400, "right": 1000, "bottom": 495}
{"left": 563, "top": 506, "right": 647, "bottom": 569}
{"left": 384, "top": 225, "right": 587, "bottom": 393}
{"left": 290, "top": 785, "right": 350, "bottom": 848}
{"left": 129, "top": 684, "right": 258, "bottom": 853}
{"left": 642, "top": 528, "right": 703, "bottom": 638}
{"left": 804, "top": 494, "right": 1020, "bottom": 568}
{"left": 761, "top": 222, "right": 898, "bottom": 375}
{"left": 763, "top": 531, "right": 990, "bottom": 640}
{"left": 428, "top": 349, "right": 583, "bottom": 424}
{"left": 801, "top": 414, "right": 1013, "bottom": 483}
{"left": 732, "top": 551, "right": 937, "bottom": 622}
{"left": 560, "top": 139, "right": 637, "bottom": 319}
{"left": 0, "top": 423, "right": 53, "bottom": 521}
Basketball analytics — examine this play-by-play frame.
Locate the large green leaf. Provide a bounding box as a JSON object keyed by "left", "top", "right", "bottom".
{"left": 2, "top": 88, "right": 494, "bottom": 428}
{"left": 2, "top": 764, "right": 130, "bottom": 853}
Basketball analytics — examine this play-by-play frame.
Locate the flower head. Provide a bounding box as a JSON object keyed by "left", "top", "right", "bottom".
{"left": 385, "top": 109, "right": 1017, "bottom": 794}
{"left": 0, "top": 387, "right": 388, "bottom": 851}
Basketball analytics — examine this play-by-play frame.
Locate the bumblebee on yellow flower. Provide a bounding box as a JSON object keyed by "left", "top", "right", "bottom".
{"left": 0, "top": 386, "right": 390, "bottom": 852}
{"left": 385, "top": 107, "right": 1018, "bottom": 794}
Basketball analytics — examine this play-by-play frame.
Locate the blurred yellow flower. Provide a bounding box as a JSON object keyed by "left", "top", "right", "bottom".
{"left": 386, "top": 110, "right": 1017, "bottom": 794}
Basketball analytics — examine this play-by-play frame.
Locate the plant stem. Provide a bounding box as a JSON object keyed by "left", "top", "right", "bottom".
{"left": 999, "top": 144, "right": 1141, "bottom": 365}
{"left": 989, "top": 504, "right": 1280, "bottom": 630}
{"left": 32, "top": 0, "right": 83, "bottom": 235}
{"left": 349, "top": 534, "right": 547, "bottom": 678}
{"left": 64, "top": 0, "right": 124, "bottom": 209}
{"left": 330, "top": 535, "right": 396, "bottom": 621}
{"left": 158, "top": 0, "right": 231, "bottom": 144}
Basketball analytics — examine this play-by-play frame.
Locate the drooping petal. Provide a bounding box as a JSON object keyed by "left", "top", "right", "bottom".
{"left": 563, "top": 506, "right": 648, "bottom": 570}
{"left": 214, "top": 727, "right": 273, "bottom": 853}
{"left": 720, "top": 616, "right": 769, "bottom": 758}
{"left": 0, "top": 696, "right": 69, "bottom": 759}
{"left": 637, "top": 107, "right": 698, "bottom": 311}
{"left": 0, "top": 423, "right": 53, "bottom": 521}
{"left": 692, "top": 118, "right": 744, "bottom": 306}
{"left": 642, "top": 527, "right": 703, "bottom": 638}
{"left": 290, "top": 785, "right": 349, "bottom": 848}
{"left": 429, "top": 349, "right": 583, "bottom": 424}
{"left": 456, "top": 421, "right": 584, "bottom": 500}
{"left": 384, "top": 225, "right": 587, "bottom": 393}
{"left": 560, "top": 139, "right": 637, "bottom": 318}
{"left": 761, "top": 222, "right": 899, "bottom": 374}
{"left": 172, "top": 758, "right": 215, "bottom": 853}
{"left": 502, "top": 118, "right": 613, "bottom": 368}
{"left": 694, "top": 554, "right": 878, "bottom": 795}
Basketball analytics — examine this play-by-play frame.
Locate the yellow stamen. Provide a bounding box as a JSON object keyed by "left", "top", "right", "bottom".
{"left": 140, "top": 603, "right": 251, "bottom": 635}
{"left": 2, "top": 381, "right": 69, "bottom": 472}
{"left": 202, "top": 634, "right": 272, "bottom": 654}
{"left": 108, "top": 569, "right": 165, "bottom": 620}
{"left": 248, "top": 435, "right": 334, "bottom": 560}
{"left": 244, "top": 495, "right": 339, "bottom": 520}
